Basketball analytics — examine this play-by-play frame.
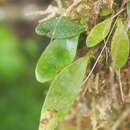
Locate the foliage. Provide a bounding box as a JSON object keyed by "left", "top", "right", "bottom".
{"left": 0, "top": 24, "right": 47, "bottom": 130}
{"left": 35, "top": 17, "right": 84, "bottom": 39}
{"left": 100, "top": 8, "right": 112, "bottom": 16}
{"left": 111, "top": 19, "right": 129, "bottom": 68}
{"left": 35, "top": 1, "right": 130, "bottom": 130}
{"left": 86, "top": 18, "right": 113, "bottom": 47}
{"left": 39, "top": 55, "right": 89, "bottom": 130}
{"left": 36, "top": 36, "right": 79, "bottom": 83}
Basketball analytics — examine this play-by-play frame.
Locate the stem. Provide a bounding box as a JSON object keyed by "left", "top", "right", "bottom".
{"left": 64, "top": 0, "right": 82, "bottom": 16}
{"left": 112, "top": 8, "right": 126, "bottom": 19}
{"left": 55, "top": 0, "right": 63, "bottom": 9}
{"left": 116, "top": 69, "right": 125, "bottom": 102}
{"left": 112, "top": 107, "right": 130, "bottom": 130}
{"left": 81, "top": 18, "right": 118, "bottom": 97}
{"left": 81, "top": 7, "right": 126, "bottom": 97}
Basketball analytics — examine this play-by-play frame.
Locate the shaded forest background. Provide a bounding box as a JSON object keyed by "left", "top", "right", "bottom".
{"left": 0, "top": 0, "right": 51, "bottom": 130}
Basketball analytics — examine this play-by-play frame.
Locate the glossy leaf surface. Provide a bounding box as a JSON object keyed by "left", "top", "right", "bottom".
{"left": 86, "top": 18, "right": 112, "bottom": 47}
{"left": 39, "top": 55, "right": 89, "bottom": 130}
{"left": 35, "top": 17, "right": 84, "bottom": 38}
{"left": 111, "top": 20, "right": 129, "bottom": 68}
{"left": 36, "top": 36, "right": 79, "bottom": 83}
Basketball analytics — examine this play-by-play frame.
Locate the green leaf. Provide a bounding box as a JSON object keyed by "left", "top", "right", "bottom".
{"left": 35, "top": 17, "right": 84, "bottom": 38}
{"left": 35, "top": 36, "right": 79, "bottom": 83}
{"left": 127, "top": 1, "right": 130, "bottom": 14}
{"left": 39, "top": 55, "right": 89, "bottom": 130}
{"left": 100, "top": 8, "right": 112, "bottom": 17}
{"left": 111, "top": 19, "right": 129, "bottom": 68}
{"left": 86, "top": 18, "right": 113, "bottom": 47}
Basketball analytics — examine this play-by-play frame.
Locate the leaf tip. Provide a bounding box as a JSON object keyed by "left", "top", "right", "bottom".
{"left": 35, "top": 69, "right": 52, "bottom": 83}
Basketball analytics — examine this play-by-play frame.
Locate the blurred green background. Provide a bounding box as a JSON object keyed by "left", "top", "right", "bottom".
{"left": 0, "top": 0, "right": 51, "bottom": 130}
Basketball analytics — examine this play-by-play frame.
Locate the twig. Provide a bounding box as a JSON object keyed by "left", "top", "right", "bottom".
{"left": 49, "top": 0, "right": 82, "bottom": 43}
{"left": 81, "top": 14, "right": 124, "bottom": 96}
{"left": 112, "top": 107, "right": 130, "bottom": 130}
{"left": 124, "top": 14, "right": 130, "bottom": 31}
{"left": 121, "top": 0, "right": 127, "bottom": 8}
{"left": 112, "top": 8, "right": 126, "bottom": 19}
{"left": 64, "top": 0, "right": 82, "bottom": 16}
{"left": 116, "top": 69, "right": 125, "bottom": 102}
{"left": 104, "top": 39, "right": 109, "bottom": 64}
{"left": 81, "top": 8, "right": 126, "bottom": 98}
{"left": 110, "top": 63, "right": 117, "bottom": 101}
{"left": 81, "top": 7, "right": 125, "bottom": 90}
{"left": 26, "top": 11, "right": 46, "bottom": 16}
{"left": 55, "top": 0, "right": 63, "bottom": 9}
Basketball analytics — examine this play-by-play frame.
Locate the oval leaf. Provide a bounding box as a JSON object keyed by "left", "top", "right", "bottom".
{"left": 111, "top": 20, "right": 129, "bottom": 68}
{"left": 35, "top": 17, "right": 84, "bottom": 39}
{"left": 39, "top": 55, "right": 89, "bottom": 130}
{"left": 36, "top": 36, "right": 79, "bottom": 83}
{"left": 86, "top": 18, "right": 112, "bottom": 47}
